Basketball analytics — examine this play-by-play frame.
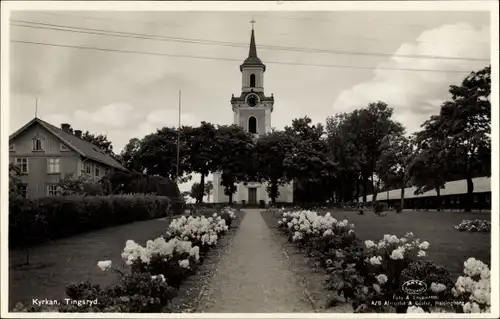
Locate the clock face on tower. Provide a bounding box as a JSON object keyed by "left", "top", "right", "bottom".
{"left": 246, "top": 94, "right": 259, "bottom": 107}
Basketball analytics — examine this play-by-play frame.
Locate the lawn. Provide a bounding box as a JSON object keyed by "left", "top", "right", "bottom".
{"left": 8, "top": 210, "right": 224, "bottom": 311}
{"left": 319, "top": 209, "right": 490, "bottom": 278}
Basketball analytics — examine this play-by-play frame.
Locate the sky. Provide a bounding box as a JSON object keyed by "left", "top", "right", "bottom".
{"left": 8, "top": 10, "right": 491, "bottom": 194}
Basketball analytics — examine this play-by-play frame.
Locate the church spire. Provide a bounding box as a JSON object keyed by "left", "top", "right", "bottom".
{"left": 240, "top": 20, "right": 266, "bottom": 72}
{"left": 248, "top": 19, "right": 258, "bottom": 58}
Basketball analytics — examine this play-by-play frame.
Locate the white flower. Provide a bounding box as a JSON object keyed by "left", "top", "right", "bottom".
{"left": 471, "top": 285, "right": 490, "bottom": 305}
{"left": 417, "top": 250, "right": 426, "bottom": 257}
{"left": 455, "top": 276, "right": 475, "bottom": 294}
{"left": 151, "top": 274, "right": 166, "bottom": 282}
{"left": 189, "top": 246, "right": 200, "bottom": 261}
{"left": 418, "top": 241, "right": 430, "bottom": 250}
{"left": 369, "top": 256, "right": 382, "bottom": 265}
{"left": 390, "top": 247, "right": 405, "bottom": 260}
{"left": 378, "top": 241, "right": 386, "bottom": 249}
{"left": 480, "top": 268, "right": 490, "bottom": 280}
{"left": 387, "top": 235, "right": 399, "bottom": 244}
{"left": 348, "top": 229, "right": 355, "bottom": 235}
{"left": 97, "top": 260, "right": 112, "bottom": 271}
{"left": 376, "top": 274, "right": 388, "bottom": 285}
{"left": 430, "top": 282, "right": 446, "bottom": 293}
{"left": 407, "top": 306, "right": 425, "bottom": 313}
{"left": 323, "top": 229, "right": 333, "bottom": 237}
{"left": 278, "top": 220, "right": 282, "bottom": 226}
{"left": 179, "top": 259, "right": 190, "bottom": 269}
{"left": 463, "top": 258, "right": 487, "bottom": 277}
{"left": 364, "top": 240, "right": 376, "bottom": 249}
{"left": 463, "top": 302, "right": 481, "bottom": 313}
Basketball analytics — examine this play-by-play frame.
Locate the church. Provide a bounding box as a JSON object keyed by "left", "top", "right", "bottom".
{"left": 212, "top": 24, "right": 294, "bottom": 205}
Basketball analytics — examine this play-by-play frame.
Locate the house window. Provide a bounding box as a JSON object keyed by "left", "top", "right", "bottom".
{"left": 9, "top": 143, "right": 15, "bottom": 151}
{"left": 450, "top": 197, "right": 455, "bottom": 204}
{"left": 15, "top": 158, "right": 28, "bottom": 173}
{"left": 250, "top": 73, "right": 256, "bottom": 87}
{"left": 18, "top": 184, "right": 27, "bottom": 198}
{"left": 47, "top": 158, "right": 60, "bottom": 173}
{"left": 456, "top": 196, "right": 460, "bottom": 204}
{"left": 95, "top": 167, "right": 100, "bottom": 177}
{"left": 60, "top": 144, "right": 69, "bottom": 151}
{"left": 248, "top": 116, "right": 257, "bottom": 134}
{"left": 32, "top": 137, "right": 44, "bottom": 151}
{"left": 486, "top": 194, "right": 490, "bottom": 203}
{"left": 474, "top": 195, "right": 478, "bottom": 203}
{"left": 47, "top": 185, "right": 60, "bottom": 196}
{"left": 85, "top": 163, "right": 91, "bottom": 175}
{"left": 104, "top": 168, "right": 109, "bottom": 176}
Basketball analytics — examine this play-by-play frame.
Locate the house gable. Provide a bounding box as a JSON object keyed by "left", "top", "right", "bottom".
{"left": 9, "top": 118, "right": 127, "bottom": 171}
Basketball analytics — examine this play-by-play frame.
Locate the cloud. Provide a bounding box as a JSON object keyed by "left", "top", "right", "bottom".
{"left": 74, "top": 103, "right": 142, "bottom": 128}
{"left": 333, "top": 22, "right": 490, "bottom": 134}
{"left": 42, "top": 103, "right": 201, "bottom": 153}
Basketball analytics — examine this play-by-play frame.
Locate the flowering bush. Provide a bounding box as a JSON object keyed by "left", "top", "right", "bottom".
{"left": 454, "top": 220, "right": 491, "bottom": 232}
{"left": 13, "top": 210, "right": 236, "bottom": 313}
{"left": 326, "top": 232, "right": 436, "bottom": 312}
{"left": 452, "top": 258, "right": 491, "bottom": 313}
{"left": 219, "top": 207, "right": 237, "bottom": 227}
{"left": 122, "top": 212, "right": 232, "bottom": 289}
{"left": 13, "top": 268, "right": 177, "bottom": 312}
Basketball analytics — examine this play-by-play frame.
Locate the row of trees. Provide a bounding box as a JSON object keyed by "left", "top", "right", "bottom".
{"left": 117, "top": 66, "right": 490, "bottom": 211}
{"left": 18, "top": 66, "right": 487, "bottom": 211}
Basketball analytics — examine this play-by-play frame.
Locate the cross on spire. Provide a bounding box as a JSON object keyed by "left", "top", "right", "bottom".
{"left": 250, "top": 19, "right": 256, "bottom": 30}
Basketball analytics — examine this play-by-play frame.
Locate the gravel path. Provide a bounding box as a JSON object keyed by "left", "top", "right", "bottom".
{"left": 196, "top": 209, "right": 313, "bottom": 313}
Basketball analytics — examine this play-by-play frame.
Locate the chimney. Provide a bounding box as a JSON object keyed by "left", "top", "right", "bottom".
{"left": 74, "top": 130, "right": 82, "bottom": 138}
{"left": 61, "top": 123, "right": 71, "bottom": 132}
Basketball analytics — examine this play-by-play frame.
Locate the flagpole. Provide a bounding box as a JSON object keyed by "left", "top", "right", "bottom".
{"left": 176, "top": 90, "right": 181, "bottom": 182}
{"left": 35, "top": 97, "right": 38, "bottom": 118}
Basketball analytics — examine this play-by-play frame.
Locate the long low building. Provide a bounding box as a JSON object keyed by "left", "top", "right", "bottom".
{"left": 359, "top": 176, "right": 491, "bottom": 210}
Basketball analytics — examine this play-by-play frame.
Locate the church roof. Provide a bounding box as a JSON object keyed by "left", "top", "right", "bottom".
{"left": 240, "top": 28, "right": 266, "bottom": 71}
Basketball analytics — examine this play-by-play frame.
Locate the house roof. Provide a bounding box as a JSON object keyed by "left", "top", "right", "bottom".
{"left": 359, "top": 176, "right": 491, "bottom": 202}
{"left": 9, "top": 117, "right": 127, "bottom": 171}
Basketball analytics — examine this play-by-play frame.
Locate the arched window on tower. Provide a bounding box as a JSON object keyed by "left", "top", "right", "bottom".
{"left": 250, "top": 74, "right": 256, "bottom": 87}
{"left": 248, "top": 116, "right": 257, "bottom": 134}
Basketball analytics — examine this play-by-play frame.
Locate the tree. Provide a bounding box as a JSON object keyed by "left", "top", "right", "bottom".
{"left": 326, "top": 113, "right": 364, "bottom": 202}
{"left": 281, "top": 117, "right": 336, "bottom": 203}
{"left": 213, "top": 125, "right": 254, "bottom": 204}
{"left": 436, "top": 65, "right": 491, "bottom": 211}
{"left": 410, "top": 115, "right": 449, "bottom": 209}
{"left": 82, "top": 131, "right": 115, "bottom": 157}
{"left": 204, "top": 181, "right": 214, "bottom": 203}
{"left": 120, "top": 137, "right": 142, "bottom": 171}
{"left": 131, "top": 126, "right": 191, "bottom": 181}
{"left": 190, "top": 182, "right": 204, "bottom": 203}
{"left": 378, "top": 133, "right": 416, "bottom": 210}
{"left": 254, "top": 130, "right": 293, "bottom": 204}
{"left": 184, "top": 122, "right": 218, "bottom": 203}
{"left": 57, "top": 173, "right": 99, "bottom": 196}
{"left": 337, "top": 102, "right": 405, "bottom": 202}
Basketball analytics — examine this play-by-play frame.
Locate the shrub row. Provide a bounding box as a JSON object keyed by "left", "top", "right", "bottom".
{"left": 13, "top": 207, "right": 239, "bottom": 313}
{"left": 274, "top": 208, "right": 491, "bottom": 314}
{"left": 9, "top": 195, "right": 172, "bottom": 248}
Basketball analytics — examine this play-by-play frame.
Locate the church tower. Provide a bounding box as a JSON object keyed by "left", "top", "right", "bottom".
{"left": 212, "top": 22, "right": 293, "bottom": 205}
{"left": 231, "top": 22, "right": 273, "bottom": 137}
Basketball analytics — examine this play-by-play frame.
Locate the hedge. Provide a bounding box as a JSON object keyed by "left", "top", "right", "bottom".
{"left": 9, "top": 194, "right": 172, "bottom": 249}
